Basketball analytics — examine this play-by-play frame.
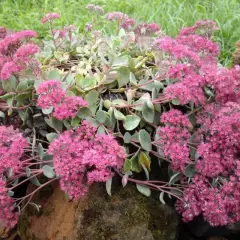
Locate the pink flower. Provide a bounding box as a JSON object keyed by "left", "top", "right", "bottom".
{"left": 153, "top": 37, "right": 202, "bottom": 65}
{"left": 196, "top": 102, "right": 240, "bottom": 177}
{"left": 53, "top": 96, "right": 87, "bottom": 120}
{"left": 0, "top": 61, "right": 22, "bottom": 80}
{"left": 86, "top": 4, "right": 104, "bottom": 14}
{"left": 121, "top": 18, "right": 135, "bottom": 30}
{"left": 135, "top": 23, "right": 160, "bottom": 35}
{"left": 164, "top": 73, "right": 206, "bottom": 105}
{"left": 179, "top": 20, "right": 219, "bottom": 37}
{"left": 17, "top": 30, "right": 38, "bottom": 39}
{"left": 0, "top": 179, "right": 18, "bottom": 228}
{"left": 37, "top": 80, "right": 88, "bottom": 119}
{"left": 49, "top": 121, "right": 126, "bottom": 199}
{"left": 106, "top": 12, "right": 128, "bottom": 21}
{"left": 0, "top": 30, "right": 37, "bottom": 55}
{"left": 64, "top": 25, "right": 77, "bottom": 32}
{"left": 157, "top": 110, "right": 191, "bottom": 172}
{"left": 0, "top": 126, "right": 27, "bottom": 175}
{"left": 36, "top": 80, "right": 65, "bottom": 109}
{"left": 41, "top": 13, "right": 60, "bottom": 24}
{"left": 14, "top": 43, "right": 39, "bottom": 62}
{"left": 85, "top": 23, "right": 93, "bottom": 32}
{"left": 177, "top": 34, "right": 219, "bottom": 57}
{"left": 52, "top": 29, "right": 67, "bottom": 38}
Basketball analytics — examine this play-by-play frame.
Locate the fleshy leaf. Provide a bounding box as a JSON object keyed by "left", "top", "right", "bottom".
{"left": 139, "top": 130, "right": 152, "bottom": 151}
{"left": 136, "top": 184, "right": 151, "bottom": 197}
{"left": 123, "top": 115, "right": 141, "bottom": 131}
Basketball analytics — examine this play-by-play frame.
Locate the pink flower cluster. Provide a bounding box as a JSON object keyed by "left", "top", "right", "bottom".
{"left": 176, "top": 175, "right": 229, "bottom": 226}
{"left": 154, "top": 21, "right": 240, "bottom": 226}
{"left": 106, "top": 12, "right": 128, "bottom": 22}
{"left": 135, "top": 23, "right": 160, "bottom": 36}
{"left": 52, "top": 25, "right": 77, "bottom": 39}
{"left": 121, "top": 18, "right": 136, "bottom": 31}
{"left": 85, "top": 23, "right": 93, "bottom": 32}
{"left": 48, "top": 121, "right": 126, "bottom": 199}
{"left": 36, "top": 80, "right": 87, "bottom": 120}
{"left": 0, "top": 126, "right": 27, "bottom": 228}
{"left": 152, "top": 21, "right": 229, "bottom": 106}
{"left": 196, "top": 102, "right": 240, "bottom": 177}
{"left": 157, "top": 109, "right": 191, "bottom": 172}
{"left": 177, "top": 169, "right": 240, "bottom": 226}
{"left": 86, "top": 4, "right": 104, "bottom": 15}
{"left": 0, "top": 179, "right": 18, "bottom": 228}
{"left": 179, "top": 20, "right": 219, "bottom": 38}
{"left": 0, "top": 126, "right": 27, "bottom": 176}
{"left": 0, "top": 30, "right": 39, "bottom": 80}
{"left": 41, "top": 13, "right": 60, "bottom": 24}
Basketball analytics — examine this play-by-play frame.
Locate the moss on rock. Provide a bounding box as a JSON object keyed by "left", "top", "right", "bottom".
{"left": 75, "top": 182, "right": 179, "bottom": 240}
{"left": 18, "top": 181, "right": 179, "bottom": 240}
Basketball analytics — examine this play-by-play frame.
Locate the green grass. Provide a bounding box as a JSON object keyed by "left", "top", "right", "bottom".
{"left": 1, "top": 0, "right": 240, "bottom": 65}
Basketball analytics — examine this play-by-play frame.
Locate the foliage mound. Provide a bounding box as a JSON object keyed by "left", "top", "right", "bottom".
{"left": 0, "top": 4, "right": 240, "bottom": 229}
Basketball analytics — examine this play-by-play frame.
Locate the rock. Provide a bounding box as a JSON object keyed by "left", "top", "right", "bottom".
{"left": 0, "top": 27, "right": 7, "bottom": 39}
{"left": 19, "top": 181, "right": 179, "bottom": 240}
{"left": 75, "top": 183, "right": 179, "bottom": 240}
{"left": 232, "top": 40, "right": 240, "bottom": 66}
{"left": 0, "top": 220, "right": 19, "bottom": 240}
{"left": 0, "top": 220, "right": 8, "bottom": 239}
{"left": 19, "top": 183, "right": 78, "bottom": 240}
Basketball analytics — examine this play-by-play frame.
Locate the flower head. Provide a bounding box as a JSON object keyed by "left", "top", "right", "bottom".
{"left": 135, "top": 23, "right": 160, "bottom": 35}
{"left": 86, "top": 4, "right": 104, "bottom": 14}
{"left": 121, "top": 18, "right": 135, "bottom": 31}
{"left": 36, "top": 80, "right": 65, "bottom": 109}
{"left": 53, "top": 96, "right": 87, "bottom": 120}
{"left": 106, "top": 12, "right": 128, "bottom": 21}
{"left": 0, "top": 61, "right": 22, "bottom": 80}
{"left": 0, "top": 126, "right": 27, "bottom": 175}
{"left": 14, "top": 43, "right": 39, "bottom": 62}
{"left": 0, "top": 179, "right": 18, "bottom": 228}
{"left": 41, "top": 13, "right": 60, "bottom": 24}
{"left": 49, "top": 121, "right": 126, "bottom": 199}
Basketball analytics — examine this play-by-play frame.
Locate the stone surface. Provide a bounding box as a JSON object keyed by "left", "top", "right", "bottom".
{"left": 19, "top": 181, "right": 179, "bottom": 240}
{"left": 19, "top": 183, "right": 78, "bottom": 240}
{"left": 75, "top": 183, "right": 179, "bottom": 240}
{"left": 0, "top": 220, "right": 18, "bottom": 240}
{"left": 0, "top": 220, "right": 8, "bottom": 239}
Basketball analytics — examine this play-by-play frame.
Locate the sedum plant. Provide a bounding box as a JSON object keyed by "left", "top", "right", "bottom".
{"left": 0, "top": 4, "right": 240, "bottom": 229}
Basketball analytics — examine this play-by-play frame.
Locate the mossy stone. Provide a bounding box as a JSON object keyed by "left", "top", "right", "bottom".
{"left": 75, "top": 182, "right": 179, "bottom": 240}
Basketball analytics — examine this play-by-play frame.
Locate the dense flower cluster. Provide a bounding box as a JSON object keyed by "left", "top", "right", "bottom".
{"left": 196, "top": 102, "right": 240, "bottom": 177}
{"left": 121, "top": 18, "right": 136, "bottom": 31}
{"left": 176, "top": 171, "right": 240, "bottom": 226}
{"left": 41, "top": 13, "right": 60, "bottom": 24}
{"left": 174, "top": 102, "right": 240, "bottom": 226}
{"left": 179, "top": 20, "right": 219, "bottom": 38}
{"left": 0, "top": 126, "right": 27, "bottom": 176}
{"left": 48, "top": 121, "right": 126, "bottom": 199}
{"left": 36, "top": 80, "right": 87, "bottom": 119}
{"left": 135, "top": 23, "right": 160, "bottom": 36}
{"left": 157, "top": 109, "right": 191, "bottom": 172}
{"left": 0, "top": 126, "right": 27, "bottom": 227}
{"left": 154, "top": 21, "right": 240, "bottom": 227}
{"left": 0, "top": 179, "right": 18, "bottom": 228}
{"left": 106, "top": 12, "right": 128, "bottom": 22}
{"left": 86, "top": 4, "right": 104, "bottom": 15}
{"left": 0, "top": 30, "right": 39, "bottom": 80}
